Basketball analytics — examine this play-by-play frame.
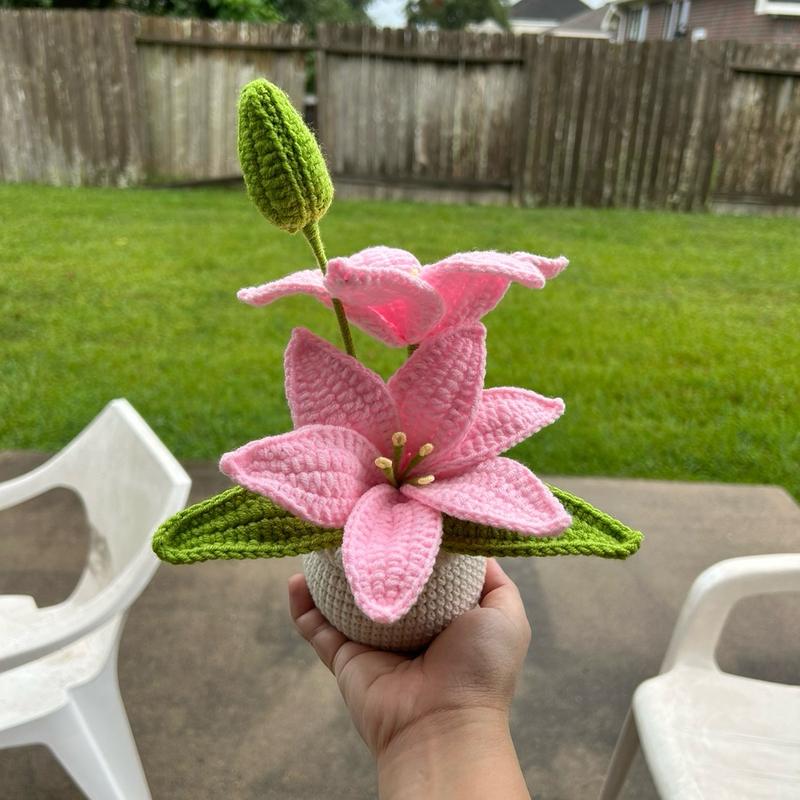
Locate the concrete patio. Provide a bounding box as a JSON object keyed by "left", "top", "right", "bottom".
{"left": 1, "top": 450, "right": 798, "bottom": 800}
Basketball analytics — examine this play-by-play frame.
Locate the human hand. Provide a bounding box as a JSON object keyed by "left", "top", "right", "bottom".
{"left": 289, "top": 558, "right": 532, "bottom": 800}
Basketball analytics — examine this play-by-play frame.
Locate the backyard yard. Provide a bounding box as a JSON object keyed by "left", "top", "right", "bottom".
{"left": 1, "top": 184, "right": 798, "bottom": 499}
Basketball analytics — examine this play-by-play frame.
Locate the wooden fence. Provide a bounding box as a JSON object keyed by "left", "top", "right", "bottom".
{"left": 715, "top": 43, "right": 800, "bottom": 206}
{"left": 316, "top": 25, "right": 799, "bottom": 210}
{"left": 0, "top": 10, "right": 145, "bottom": 186}
{"left": 1, "top": 11, "right": 798, "bottom": 209}
{"left": 0, "top": 10, "right": 308, "bottom": 186}
{"left": 316, "top": 26, "right": 527, "bottom": 203}
{"left": 137, "top": 16, "right": 308, "bottom": 182}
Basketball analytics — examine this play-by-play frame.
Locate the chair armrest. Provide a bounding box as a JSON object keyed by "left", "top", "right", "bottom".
{"left": 0, "top": 461, "right": 61, "bottom": 513}
{"left": 661, "top": 553, "right": 800, "bottom": 672}
{"left": 0, "top": 549, "right": 158, "bottom": 673}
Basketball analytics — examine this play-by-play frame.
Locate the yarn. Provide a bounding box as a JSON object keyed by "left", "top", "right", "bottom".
{"left": 284, "top": 327, "right": 401, "bottom": 453}
{"left": 303, "top": 548, "right": 487, "bottom": 651}
{"left": 152, "top": 485, "right": 342, "bottom": 564}
{"left": 151, "top": 484, "right": 643, "bottom": 565}
{"left": 217, "top": 324, "right": 573, "bottom": 621}
{"left": 442, "top": 483, "right": 643, "bottom": 559}
{"left": 236, "top": 247, "right": 568, "bottom": 347}
{"left": 158, "top": 74, "right": 643, "bottom": 636}
{"left": 237, "top": 79, "right": 333, "bottom": 234}
{"left": 220, "top": 425, "right": 382, "bottom": 529}
{"left": 219, "top": 325, "right": 569, "bottom": 538}
{"left": 342, "top": 483, "right": 444, "bottom": 623}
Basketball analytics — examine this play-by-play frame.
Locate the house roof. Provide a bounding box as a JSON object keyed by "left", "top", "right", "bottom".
{"left": 509, "top": 0, "right": 589, "bottom": 22}
{"left": 549, "top": 4, "right": 613, "bottom": 37}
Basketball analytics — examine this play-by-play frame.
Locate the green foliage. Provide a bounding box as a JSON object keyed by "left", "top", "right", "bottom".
{"left": 187, "top": 0, "right": 282, "bottom": 22}
{"left": 273, "top": 0, "right": 371, "bottom": 25}
{"left": 0, "top": 0, "right": 283, "bottom": 20}
{"left": 406, "top": 0, "right": 508, "bottom": 29}
{"left": 237, "top": 79, "right": 333, "bottom": 233}
{"left": 1, "top": 186, "right": 798, "bottom": 502}
{"left": 0, "top": 0, "right": 367, "bottom": 24}
{"left": 0, "top": 0, "right": 110, "bottom": 7}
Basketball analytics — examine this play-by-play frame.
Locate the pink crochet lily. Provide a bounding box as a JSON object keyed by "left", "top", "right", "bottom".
{"left": 237, "top": 246, "right": 568, "bottom": 347}
{"left": 219, "top": 324, "right": 571, "bottom": 623}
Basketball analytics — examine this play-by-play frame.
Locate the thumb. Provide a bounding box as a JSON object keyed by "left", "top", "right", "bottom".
{"left": 480, "top": 559, "right": 530, "bottom": 633}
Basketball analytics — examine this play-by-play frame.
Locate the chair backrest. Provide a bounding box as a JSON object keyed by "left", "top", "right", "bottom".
{"left": 67, "top": 400, "right": 190, "bottom": 577}
{"left": 5, "top": 399, "right": 191, "bottom": 601}
{"left": 0, "top": 400, "right": 191, "bottom": 671}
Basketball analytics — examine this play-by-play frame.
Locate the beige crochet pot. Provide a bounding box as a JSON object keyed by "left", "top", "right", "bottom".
{"left": 303, "top": 548, "right": 487, "bottom": 651}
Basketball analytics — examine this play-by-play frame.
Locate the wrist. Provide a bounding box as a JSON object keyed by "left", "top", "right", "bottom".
{"left": 377, "top": 708, "right": 529, "bottom": 800}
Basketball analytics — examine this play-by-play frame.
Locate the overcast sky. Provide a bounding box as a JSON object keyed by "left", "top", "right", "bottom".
{"left": 369, "top": 0, "right": 607, "bottom": 28}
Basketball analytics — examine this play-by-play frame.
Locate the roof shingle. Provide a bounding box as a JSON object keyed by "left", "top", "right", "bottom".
{"left": 510, "top": 0, "right": 588, "bottom": 22}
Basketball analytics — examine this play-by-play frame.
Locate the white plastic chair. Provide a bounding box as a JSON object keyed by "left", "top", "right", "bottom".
{"left": 599, "top": 553, "right": 800, "bottom": 800}
{"left": 0, "top": 399, "right": 191, "bottom": 799}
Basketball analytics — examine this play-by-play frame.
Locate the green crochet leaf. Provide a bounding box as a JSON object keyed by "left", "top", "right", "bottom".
{"left": 440, "top": 485, "right": 643, "bottom": 559}
{"left": 152, "top": 485, "right": 642, "bottom": 565}
{"left": 152, "top": 486, "right": 343, "bottom": 564}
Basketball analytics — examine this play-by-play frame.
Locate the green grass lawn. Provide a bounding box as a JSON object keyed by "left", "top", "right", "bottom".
{"left": 1, "top": 184, "right": 798, "bottom": 499}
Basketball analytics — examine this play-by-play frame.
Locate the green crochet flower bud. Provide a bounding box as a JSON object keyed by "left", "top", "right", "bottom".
{"left": 237, "top": 79, "right": 333, "bottom": 234}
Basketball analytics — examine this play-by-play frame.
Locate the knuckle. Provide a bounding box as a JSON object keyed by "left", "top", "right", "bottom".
{"left": 296, "top": 608, "right": 325, "bottom": 641}
{"left": 308, "top": 617, "right": 330, "bottom": 645}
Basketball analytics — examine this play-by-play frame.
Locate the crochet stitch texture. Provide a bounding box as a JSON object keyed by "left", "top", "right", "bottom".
{"left": 237, "top": 79, "right": 333, "bottom": 233}
{"left": 303, "top": 548, "right": 487, "bottom": 651}
{"left": 151, "top": 73, "right": 644, "bottom": 646}
{"left": 151, "top": 484, "right": 643, "bottom": 564}
{"left": 219, "top": 324, "right": 571, "bottom": 623}
{"left": 238, "top": 246, "right": 569, "bottom": 347}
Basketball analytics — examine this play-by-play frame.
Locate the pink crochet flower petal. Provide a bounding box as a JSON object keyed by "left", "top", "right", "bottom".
{"left": 426, "top": 388, "right": 565, "bottom": 478}
{"left": 342, "top": 484, "right": 443, "bottom": 624}
{"left": 388, "top": 324, "right": 486, "bottom": 461}
{"left": 325, "top": 247, "right": 444, "bottom": 347}
{"left": 219, "top": 425, "right": 381, "bottom": 528}
{"left": 402, "top": 457, "right": 571, "bottom": 536}
{"left": 422, "top": 251, "right": 567, "bottom": 332}
{"left": 284, "top": 328, "right": 401, "bottom": 453}
{"left": 236, "top": 269, "right": 329, "bottom": 307}
{"left": 513, "top": 251, "right": 569, "bottom": 280}
{"left": 346, "top": 246, "right": 424, "bottom": 272}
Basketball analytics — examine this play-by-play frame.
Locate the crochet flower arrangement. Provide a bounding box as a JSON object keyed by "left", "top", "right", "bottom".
{"left": 153, "top": 79, "right": 642, "bottom": 645}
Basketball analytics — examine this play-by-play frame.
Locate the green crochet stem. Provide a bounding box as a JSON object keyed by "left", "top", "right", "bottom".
{"left": 303, "top": 221, "right": 356, "bottom": 358}
{"left": 237, "top": 79, "right": 355, "bottom": 357}
{"left": 153, "top": 485, "right": 643, "bottom": 565}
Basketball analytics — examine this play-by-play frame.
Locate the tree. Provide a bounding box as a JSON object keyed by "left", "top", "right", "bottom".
{"left": 0, "top": 0, "right": 282, "bottom": 22}
{"left": 406, "top": 0, "right": 508, "bottom": 30}
{"left": 0, "top": 0, "right": 373, "bottom": 23}
{"left": 273, "top": 0, "right": 371, "bottom": 26}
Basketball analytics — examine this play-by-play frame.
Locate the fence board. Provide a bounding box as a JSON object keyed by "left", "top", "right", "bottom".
{"left": 714, "top": 42, "right": 800, "bottom": 204}
{"left": 317, "top": 24, "right": 523, "bottom": 192}
{"left": 0, "top": 9, "right": 144, "bottom": 186}
{"left": 135, "top": 16, "right": 307, "bottom": 181}
{"left": 587, "top": 39, "right": 616, "bottom": 207}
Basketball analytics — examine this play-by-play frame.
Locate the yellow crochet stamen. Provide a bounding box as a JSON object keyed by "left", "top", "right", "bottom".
{"left": 379, "top": 436, "right": 436, "bottom": 488}
{"left": 374, "top": 456, "right": 398, "bottom": 488}
{"left": 401, "top": 442, "right": 435, "bottom": 478}
{"left": 391, "top": 431, "right": 407, "bottom": 476}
